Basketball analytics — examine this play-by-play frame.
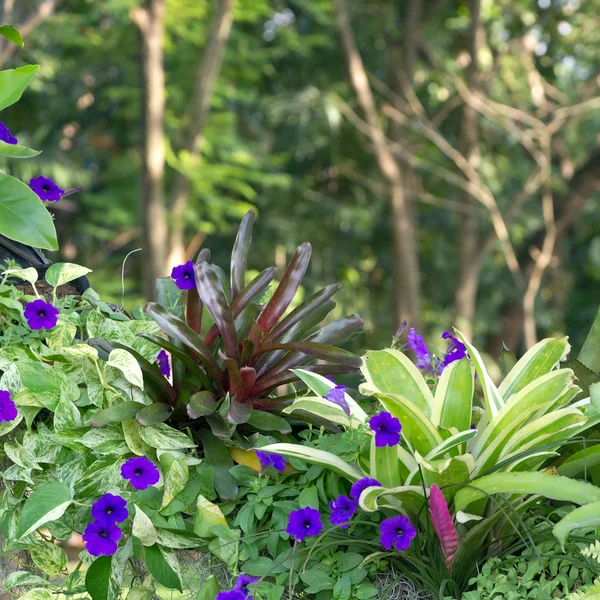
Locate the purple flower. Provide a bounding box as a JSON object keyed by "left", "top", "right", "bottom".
{"left": 380, "top": 514, "right": 417, "bottom": 551}
{"left": 171, "top": 260, "right": 196, "bottom": 290}
{"left": 256, "top": 451, "right": 286, "bottom": 472}
{"left": 324, "top": 385, "right": 350, "bottom": 415}
{"left": 369, "top": 412, "right": 402, "bottom": 447}
{"left": 216, "top": 592, "right": 246, "bottom": 600}
{"left": 91, "top": 493, "right": 128, "bottom": 524}
{"left": 440, "top": 332, "right": 468, "bottom": 370}
{"left": 286, "top": 507, "right": 323, "bottom": 542}
{"left": 0, "top": 123, "right": 17, "bottom": 145}
{"left": 329, "top": 495, "right": 357, "bottom": 529}
{"left": 82, "top": 519, "right": 122, "bottom": 556}
{"left": 121, "top": 457, "right": 160, "bottom": 490}
{"left": 234, "top": 574, "right": 259, "bottom": 597}
{"left": 156, "top": 350, "right": 170, "bottom": 378}
{"left": 24, "top": 299, "right": 59, "bottom": 330}
{"left": 29, "top": 176, "right": 65, "bottom": 202}
{"left": 350, "top": 477, "right": 381, "bottom": 503}
{"left": 407, "top": 328, "right": 432, "bottom": 372}
{"left": 394, "top": 320, "right": 408, "bottom": 339}
{"left": 470, "top": 424, "right": 476, "bottom": 430}
{"left": 0, "top": 390, "right": 18, "bottom": 423}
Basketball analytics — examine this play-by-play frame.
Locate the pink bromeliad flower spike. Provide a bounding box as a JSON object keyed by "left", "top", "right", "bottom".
{"left": 429, "top": 484, "right": 459, "bottom": 570}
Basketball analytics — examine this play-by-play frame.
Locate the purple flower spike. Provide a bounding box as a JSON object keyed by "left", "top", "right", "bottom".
{"left": 369, "top": 411, "right": 402, "bottom": 447}
{"left": 440, "top": 332, "right": 468, "bottom": 371}
{"left": 286, "top": 507, "right": 323, "bottom": 542}
{"left": 82, "top": 519, "right": 122, "bottom": 556}
{"left": 171, "top": 260, "right": 196, "bottom": 290}
{"left": 29, "top": 176, "right": 65, "bottom": 202}
{"left": 0, "top": 123, "right": 17, "bottom": 145}
{"left": 91, "top": 493, "right": 128, "bottom": 524}
{"left": 329, "top": 495, "right": 357, "bottom": 529}
{"left": 256, "top": 451, "right": 286, "bottom": 472}
{"left": 0, "top": 390, "right": 18, "bottom": 423}
{"left": 325, "top": 385, "right": 350, "bottom": 415}
{"left": 407, "top": 328, "right": 433, "bottom": 372}
{"left": 121, "top": 457, "right": 160, "bottom": 490}
{"left": 156, "top": 349, "right": 171, "bottom": 378}
{"left": 24, "top": 299, "right": 59, "bottom": 331}
{"left": 380, "top": 514, "right": 417, "bottom": 551}
{"left": 216, "top": 592, "right": 246, "bottom": 600}
{"left": 350, "top": 477, "right": 381, "bottom": 503}
{"left": 234, "top": 574, "right": 259, "bottom": 597}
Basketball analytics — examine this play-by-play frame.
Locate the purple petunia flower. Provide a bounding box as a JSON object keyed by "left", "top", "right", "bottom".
{"left": 440, "top": 332, "right": 468, "bottom": 370}
{"left": 329, "top": 495, "right": 357, "bottom": 529}
{"left": 369, "top": 412, "right": 402, "bottom": 447}
{"left": 121, "top": 457, "right": 160, "bottom": 490}
{"left": 256, "top": 451, "right": 286, "bottom": 472}
{"left": 407, "top": 327, "right": 433, "bottom": 372}
{"left": 0, "top": 123, "right": 17, "bottom": 145}
{"left": 29, "top": 176, "right": 65, "bottom": 202}
{"left": 216, "top": 592, "right": 246, "bottom": 600}
{"left": 324, "top": 385, "right": 350, "bottom": 415}
{"left": 234, "top": 574, "right": 259, "bottom": 598}
{"left": 156, "top": 349, "right": 171, "bottom": 378}
{"left": 470, "top": 424, "right": 476, "bottom": 430}
{"left": 171, "top": 260, "right": 196, "bottom": 290}
{"left": 0, "top": 390, "right": 18, "bottom": 423}
{"left": 91, "top": 493, "right": 128, "bottom": 524}
{"left": 380, "top": 514, "right": 417, "bottom": 551}
{"left": 82, "top": 519, "right": 122, "bottom": 556}
{"left": 24, "top": 299, "right": 59, "bottom": 330}
{"left": 286, "top": 507, "right": 323, "bottom": 542}
{"left": 350, "top": 477, "right": 381, "bottom": 504}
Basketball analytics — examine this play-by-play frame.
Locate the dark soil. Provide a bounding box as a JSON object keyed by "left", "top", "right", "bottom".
{"left": 16, "top": 281, "right": 81, "bottom": 302}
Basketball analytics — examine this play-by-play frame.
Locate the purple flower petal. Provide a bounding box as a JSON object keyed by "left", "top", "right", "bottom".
{"left": 121, "top": 457, "right": 160, "bottom": 490}
{"left": 324, "top": 385, "right": 350, "bottom": 415}
{"left": 24, "top": 299, "right": 59, "bottom": 331}
{"left": 0, "top": 390, "right": 17, "bottom": 423}
{"left": 286, "top": 507, "right": 323, "bottom": 542}
{"left": 329, "top": 495, "right": 357, "bottom": 529}
{"left": 171, "top": 260, "right": 196, "bottom": 290}
{"left": 29, "top": 176, "right": 65, "bottom": 202}
{"left": 0, "top": 123, "right": 18, "bottom": 145}
{"left": 369, "top": 411, "right": 402, "bottom": 447}
{"left": 407, "top": 328, "right": 433, "bottom": 372}
{"left": 379, "top": 514, "right": 416, "bottom": 551}
{"left": 350, "top": 477, "right": 381, "bottom": 503}
{"left": 156, "top": 349, "right": 171, "bottom": 378}
{"left": 82, "top": 519, "right": 122, "bottom": 556}
{"left": 91, "top": 493, "right": 128, "bottom": 524}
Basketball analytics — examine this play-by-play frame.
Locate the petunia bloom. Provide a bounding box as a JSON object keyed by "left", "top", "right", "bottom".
{"left": 286, "top": 507, "right": 323, "bottom": 542}
{"left": 0, "top": 390, "right": 18, "bottom": 423}
{"left": 29, "top": 176, "right": 65, "bottom": 202}
{"left": 369, "top": 411, "right": 402, "bottom": 447}
{"left": 91, "top": 493, "right": 128, "bottom": 524}
{"left": 0, "top": 123, "right": 17, "bottom": 145}
{"left": 121, "top": 456, "right": 160, "bottom": 490}
{"left": 234, "top": 574, "right": 259, "bottom": 597}
{"left": 350, "top": 477, "right": 381, "bottom": 504}
{"left": 82, "top": 519, "right": 122, "bottom": 556}
{"left": 171, "top": 260, "right": 196, "bottom": 290}
{"left": 256, "top": 451, "right": 286, "bottom": 472}
{"left": 216, "top": 592, "right": 246, "bottom": 600}
{"left": 324, "top": 385, "right": 350, "bottom": 415}
{"left": 24, "top": 299, "right": 59, "bottom": 330}
{"left": 407, "top": 327, "right": 433, "bottom": 372}
{"left": 329, "top": 495, "right": 357, "bottom": 529}
{"left": 380, "top": 514, "right": 417, "bottom": 551}
{"left": 156, "top": 349, "right": 171, "bottom": 378}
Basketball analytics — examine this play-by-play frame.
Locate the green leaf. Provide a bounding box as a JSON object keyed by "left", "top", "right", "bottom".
{"left": 29, "top": 541, "right": 68, "bottom": 576}
{"left": 126, "top": 588, "right": 154, "bottom": 600}
{"left": 0, "top": 172, "right": 58, "bottom": 250}
{"left": 580, "top": 306, "right": 600, "bottom": 375}
{"left": 260, "top": 443, "right": 363, "bottom": 480}
{"left": 139, "top": 423, "right": 195, "bottom": 450}
{"left": 144, "top": 544, "right": 183, "bottom": 591}
{"left": 194, "top": 494, "right": 228, "bottom": 538}
{"left": 132, "top": 504, "right": 158, "bottom": 546}
{"left": 196, "top": 575, "right": 221, "bottom": 600}
{"left": 499, "top": 344, "right": 517, "bottom": 378}
{"left": 122, "top": 419, "right": 146, "bottom": 455}
{"left": 370, "top": 437, "right": 402, "bottom": 488}
{"left": 360, "top": 348, "right": 433, "bottom": 415}
{"left": 230, "top": 210, "right": 255, "bottom": 298}
{"left": 557, "top": 444, "right": 600, "bottom": 477}
{"left": 0, "top": 25, "right": 23, "bottom": 46}
{"left": 333, "top": 573, "right": 352, "bottom": 600}
{"left": 355, "top": 583, "right": 379, "bottom": 599}
{"left": 246, "top": 409, "right": 292, "bottom": 433}
{"left": 553, "top": 501, "right": 600, "bottom": 547}
{"left": 161, "top": 458, "right": 189, "bottom": 509}
{"left": 2, "top": 266, "right": 38, "bottom": 284}
{"left": 425, "top": 429, "right": 478, "bottom": 461}
{"left": 431, "top": 357, "right": 474, "bottom": 430}
{"left": 45, "top": 262, "right": 92, "bottom": 288}
{"left": 454, "top": 472, "right": 600, "bottom": 513}
{"left": 18, "top": 481, "right": 72, "bottom": 538}
{"left": 300, "top": 570, "right": 336, "bottom": 593}
{"left": 198, "top": 428, "right": 238, "bottom": 500}
{"left": 90, "top": 402, "right": 145, "bottom": 428}
{"left": 54, "top": 397, "right": 81, "bottom": 431}
{"left": 85, "top": 555, "right": 123, "bottom": 600}
{"left": 0, "top": 140, "right": 40, "bottom": 158}
{"left": 107, "top": 349, "right": 144, "bottom": 389}
{"left": 284, "top": 396, "right": 351, "bottom": 427}
{"left": 187, "top": 391, "right": 218, "bottom": 419}
{"left": 3, "top": 571, "right": 49, "bottom": 591}
{"left": 298, "top": 486, "right": 320, "bottom": 509}
{"left": 0, "top": 65, "right": 38, "bottom": 111}
{"left": 81, "top": 424, "right": 129, "bottom": 454}
{"left": 136, "top": 402, "right": 173, "bottom": 426}
{"left": 18, "top": 590, "right": 53, "bottom": 600}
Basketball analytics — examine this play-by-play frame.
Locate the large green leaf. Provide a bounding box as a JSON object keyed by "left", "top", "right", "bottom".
{"left": 196, "top": 575, "right": 221, "bottom": 600}
{"left": 144, "top": 544, "right": 182, "bottom": 591}
{"left": 360, "top": 348, "right": 433, "bottom": 416}
{"left": 580, "top": 306, "right": 600, "bottom": 375}
{"left": 557, "top": 444, "right": 600, "bottom": 477}
{"left": 553, "top": 501, "right": 600, "bottom": 547}
{"left": 431, "top": 358, "right": 474, "bottom": 430}
{"left": 370, "top": 437, "right": 402, "bottom": 488}
{"left": 0, "top": 140, "right": 40, "bottom": 158}
{"left": 198, "top": 429, "right": 238, "bottom": 500}
{"left": 45, "top": 262, "right": 92, "bottom": 288}
{"left": 499, "top": 337, "right": 570, "bottom": 399}
{"left": 90, "top": 402, "right": 145, "bottom": 428}
{"left": 454, "top": 472, "right": 600, "bottom": 512}
{"left": 132, "top": 504, "right": 158, "bottom": 546}
{"left": 138, "top": 423, "right": 196, "bottom": 450}
{"left": 0, "top": 65, "right": 39, "bottom": 111}
{"left": 0, "top": 173, "right": 58, "bottom": 250}
{"left": 18, "top": 481, "right": 72, "bottom": 538}
{"left": 0, "top": 25, "right": 23, "bottom": 47}
{"left": 85, "top": 555, "right": 123, "bottom": 600}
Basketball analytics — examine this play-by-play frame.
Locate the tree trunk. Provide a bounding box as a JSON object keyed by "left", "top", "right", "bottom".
{"left": 333, "top": 0, "right": 421, "bottom": 330}
{"left": 453, "top": 0, "right": 483, "bottom": 339}
{"left": 133, "top": 0, "right": 168, "bottom": 301}
{"left": 166, "top": 0, "right": 236, "bottom": 268}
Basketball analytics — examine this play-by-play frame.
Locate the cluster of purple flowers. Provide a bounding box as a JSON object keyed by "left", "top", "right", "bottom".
{"left": 0, "top": 390, "right": 18, "bottom": 423}
{"left": 216, "top": 574, "right": 260, "bottom": 600}
{"left": 407, "top": 328, "right": 467, "bottom": 376}
{"left": 82, "top": 493, "right": 128, "bottom": 556}
{"left": 24, "top": 299, "right": 59, "bottom": 331}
